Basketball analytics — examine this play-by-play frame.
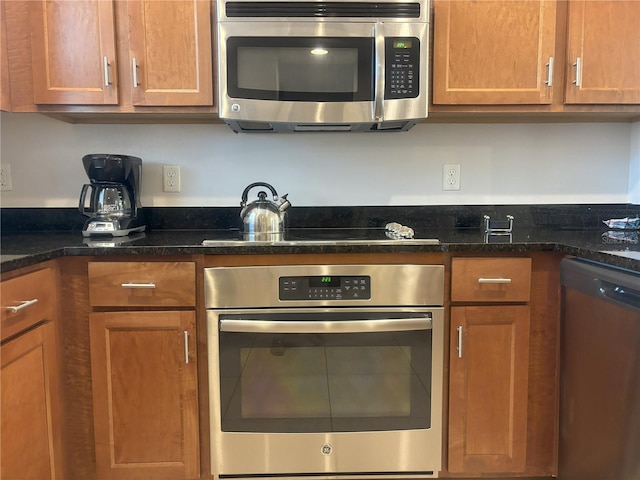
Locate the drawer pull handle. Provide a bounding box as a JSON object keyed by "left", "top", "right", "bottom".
{"left": 478, "top": 277, "right": 512, "bottom": 284}
{"left": 6, "top": 298, "right": 39, "bottom": 313}
{"left": 121, "top": 282, "right": 156, "bottom": 289}
{"left": 456, "top": 325, "right": 463, "bottom": 358}
{"left": 183, "top": 331, "right": 190, "bottom": 364}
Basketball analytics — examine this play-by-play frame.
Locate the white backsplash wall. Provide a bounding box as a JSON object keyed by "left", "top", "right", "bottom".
{"left": 0, "top": 112, "right": 636, "bottom": 207}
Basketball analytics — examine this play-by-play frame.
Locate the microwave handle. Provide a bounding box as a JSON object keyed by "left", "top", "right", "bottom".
{"left": 373, "top": 22, "right": 385, "bottom": 122}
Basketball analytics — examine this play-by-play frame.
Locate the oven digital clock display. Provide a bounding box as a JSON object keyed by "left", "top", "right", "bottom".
{"left": 309, "top": 276, "right": 339, "bottom": 287}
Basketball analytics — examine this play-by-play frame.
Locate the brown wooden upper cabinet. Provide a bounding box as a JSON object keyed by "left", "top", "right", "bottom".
{"left": 432, "top": 0, "right": 556, "bottom": 105}
{"left": 564, "top": 0, "right": 640, "bottom": 104}
{"left": 28, "top": 0, "right": 213, "bottom": 107}
{"left": 30, "top": 0, "right": 119, "bottom": 105}
{"left": 126, "top": 0, "right": 213, "bottom": 106}
{"left": 432, "top": 0, "right": 640, "bottom": 106}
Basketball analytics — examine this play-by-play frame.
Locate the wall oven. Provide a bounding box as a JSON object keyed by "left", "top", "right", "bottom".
{"left": 205, "top": 264, "right": 444, "bottom": 479}
{"left": 216, "top": 0, "right": 430, "bottom": 132}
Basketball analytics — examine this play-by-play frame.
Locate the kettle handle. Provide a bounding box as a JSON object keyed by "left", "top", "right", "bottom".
{"left": 78, "top": 184, "right": 92, "bottom": 216}
{"left": 240, "top": 182, "right": 279, "bottom": 207}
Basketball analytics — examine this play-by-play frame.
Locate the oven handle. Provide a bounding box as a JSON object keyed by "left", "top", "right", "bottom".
{"left": 219, "top": 317, "right": 432, "bottom": 334}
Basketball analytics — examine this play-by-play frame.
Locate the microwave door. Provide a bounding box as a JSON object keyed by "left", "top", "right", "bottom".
{"left": 218, "top": 22, "right": 377, "bottom": 125}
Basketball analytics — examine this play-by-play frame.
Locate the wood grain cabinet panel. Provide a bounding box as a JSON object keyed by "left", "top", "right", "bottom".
{"left": 432, "top": 0, "right": 557, "bottom": 105}
{"left": 564, "top": 0, "right": 640, "bottom": 104}
{"left": 448, "top": 256, "right": 534, "bottom": 475}
{"left": 449, "top": 305, "right": 531, "bottom": 473}
{"left": 1, "top": 321, "right": 63, "bottom": 480}
{"left": 1, "top": 1, "right": 11, "bottom": 112}
{"left": 90, "top": 310, "right": 200, "bottom": 480}
{"left": 30, "top": 0, "right": 119, "bottom": 105}
{"left": 88, "top": 261, "right": 196, "bottom": 307}
{"left": 20, "top": 0, "right": 213, "bottom": 110}
{"left": 126, "top": 0, "right": 213, "bottom": 106}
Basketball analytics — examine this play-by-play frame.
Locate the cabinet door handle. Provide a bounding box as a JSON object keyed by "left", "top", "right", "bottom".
{"left": 477, "top": 277, "right": 512, "bottom": 284}
{"left": 5, "top": 298, "right": 39, "bottom": 313}
{"left": 545, "top": 57, "right": 554, "bottom": 86}
{"left": 456, "top": 325, "right": 463, "bottom": 358}
{"left": 572, "top": 57, "right": 582, "bottom": 87}
{"left": 121, "top": 282, "right": 156, "bottom": 289}
{"left": 183, "top": 330, "right": 190, "bottom": 364}
{"left": 103, "top": 56, "right": 111, "bottom": 87}
{"left": 132, "top": 58, "right": 140, "bottom": 88}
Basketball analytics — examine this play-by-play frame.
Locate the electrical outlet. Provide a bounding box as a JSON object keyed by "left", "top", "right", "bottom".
{"left": 0, "top": 164, "right": 13, "bottom": 191}
{"left": 163, "top": 165, "right": 181, "bottom": 193}
{"left": 442, "top": 164, "right": 460, "bottom": 191}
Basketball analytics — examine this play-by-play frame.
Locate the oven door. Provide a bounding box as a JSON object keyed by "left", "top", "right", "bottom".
{"left": 207, "top": 307, "right": 444, "bottom": 478}
{"left": 217, "top": 22, "right": 429, "bottom": 125}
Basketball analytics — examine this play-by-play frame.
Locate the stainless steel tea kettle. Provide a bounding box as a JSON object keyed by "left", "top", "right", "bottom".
{"left": 240, "top": 182, "right": 291, "bottom": 241}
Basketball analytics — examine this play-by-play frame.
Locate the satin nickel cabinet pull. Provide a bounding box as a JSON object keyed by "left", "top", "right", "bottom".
{"left": 478, "top": 277, "right": 512, "bottom": 284}
{"left": 132, "top": 58, "right": 140, "bottom": 88}
{"left": 456, "top": 325, "right": 463, "bottom": 358}
{"left": 6, "top": 298, "right": 39, "bottom": 313}
{"left": 545, "top": 57, "right": 554, "bottom": 86}
{"left": 103, "top": 56, "right": 111, "bottom": 87}
{"left": 121, "top": 282, "right": 156, "bottom": 289}
{"left": 572, "top": 57, "right": 582, "bottom": 87}
{"left": 183, "top": 331, "right": 190, "bottom": 364}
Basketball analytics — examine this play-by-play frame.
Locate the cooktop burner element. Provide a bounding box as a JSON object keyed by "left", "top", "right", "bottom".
{"left": 202, "top": 227, "right": 440, "bottom": 247}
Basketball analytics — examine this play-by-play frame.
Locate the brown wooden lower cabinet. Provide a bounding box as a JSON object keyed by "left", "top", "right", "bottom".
{"left": 89, "top": 310, "right": 200, "bottom": 480}
{"left": 448, "top": 305, "right": 531, "bottom": 474}
{"left": 1, "top": 321, "right": 63, "bottom": 480}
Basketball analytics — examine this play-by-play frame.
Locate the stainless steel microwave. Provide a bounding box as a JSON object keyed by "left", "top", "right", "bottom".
{"left": 216, "top": 0, "right": 430, "bottom": 133}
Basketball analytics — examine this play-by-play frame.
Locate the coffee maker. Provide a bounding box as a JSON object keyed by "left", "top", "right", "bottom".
{"left": 79, "top": 154, "right": 146, "bottom": 237}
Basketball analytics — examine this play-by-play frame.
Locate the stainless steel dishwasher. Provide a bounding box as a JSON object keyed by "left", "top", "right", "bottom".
{"left": 559, "top": 258, "right": 640, "bottom": 480}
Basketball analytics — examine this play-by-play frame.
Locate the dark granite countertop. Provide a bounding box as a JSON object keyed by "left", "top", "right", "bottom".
{"left": 2, "top": 226, "right": 639, "bottom": 273}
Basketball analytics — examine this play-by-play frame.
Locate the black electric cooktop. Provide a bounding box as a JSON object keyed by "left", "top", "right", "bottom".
{"left": 202, "top": 227, "right": 440, "bottom": 246}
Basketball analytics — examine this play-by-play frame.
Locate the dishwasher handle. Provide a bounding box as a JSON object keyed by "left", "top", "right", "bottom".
{"left": 599, "top": 280, "right": 640, "bottom": 310}
{"left": 561, "top": 258, "right": 640, "bottom": 313}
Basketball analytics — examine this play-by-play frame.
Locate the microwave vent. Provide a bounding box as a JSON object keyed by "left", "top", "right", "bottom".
{"left": 225, "top": 1, "right": 421, "bottom": 18}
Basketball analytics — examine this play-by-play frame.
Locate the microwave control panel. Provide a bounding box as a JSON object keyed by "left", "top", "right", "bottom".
{"left": 279, "top": 276, "right": 371, "bottom": 300}
{"left": 385, "top": 37, "right": 420, "bottom": 99}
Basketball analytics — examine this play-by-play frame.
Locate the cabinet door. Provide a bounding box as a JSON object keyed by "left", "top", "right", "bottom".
{"left": 127, "top": 0, "right": 213, "bottom": 106}
{"left": 90, "top": 310, "right": 200, "bottom": 480}
{"left": 30, "top": 0, "right": 118, "bottom": 105}
{"left": 432, "top": 0, "right": 556, "bottom": 105}
{"left": 1, "top": 322, "right": 63, "bottom": 480}
{"left": 449, "top": 305, "right": 530, "bottom": 473}
{"left": 565, "top": 0, "right": 640, "bottom": 104}
{"left": 1, "top": 2, "right": 11, "bottom": 112}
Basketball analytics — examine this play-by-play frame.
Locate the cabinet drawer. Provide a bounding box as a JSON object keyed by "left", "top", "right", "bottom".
{"left": 88, "top": 262, "right": 196, "bottom": 307}
{"left": 451, "top": 258, "right": 532, "bottom": 303}
{"left": 1, "top": 268, "right": 55, "bottom": 341}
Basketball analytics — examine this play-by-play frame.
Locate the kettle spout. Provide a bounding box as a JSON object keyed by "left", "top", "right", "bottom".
{"left": 278, "top": 193, "right": 291, "bottom": 213}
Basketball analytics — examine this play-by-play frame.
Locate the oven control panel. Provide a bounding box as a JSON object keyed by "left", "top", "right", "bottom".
{"left": 279, "top": 276, "right": 371, "bottom": 300}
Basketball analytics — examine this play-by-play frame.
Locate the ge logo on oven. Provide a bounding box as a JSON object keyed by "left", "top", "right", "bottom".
{"left": 321, "top": 444, "right": 333, "bottom": 455}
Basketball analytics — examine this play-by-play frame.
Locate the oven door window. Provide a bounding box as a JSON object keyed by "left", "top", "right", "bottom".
{"left": 218, "top": 312, "right": 432, "bottom": 433}
{"left": 226, "top": 37, "right": 374, "bottom": 102}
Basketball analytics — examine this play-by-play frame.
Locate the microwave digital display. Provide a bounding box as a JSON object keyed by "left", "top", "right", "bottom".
{"left": 393, "top": 40, "right": 413, "bottom": 49}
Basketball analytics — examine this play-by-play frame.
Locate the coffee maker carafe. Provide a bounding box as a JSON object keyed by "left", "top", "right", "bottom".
{"left": 79, "top": 154, "right": 146, "bottom": 237}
